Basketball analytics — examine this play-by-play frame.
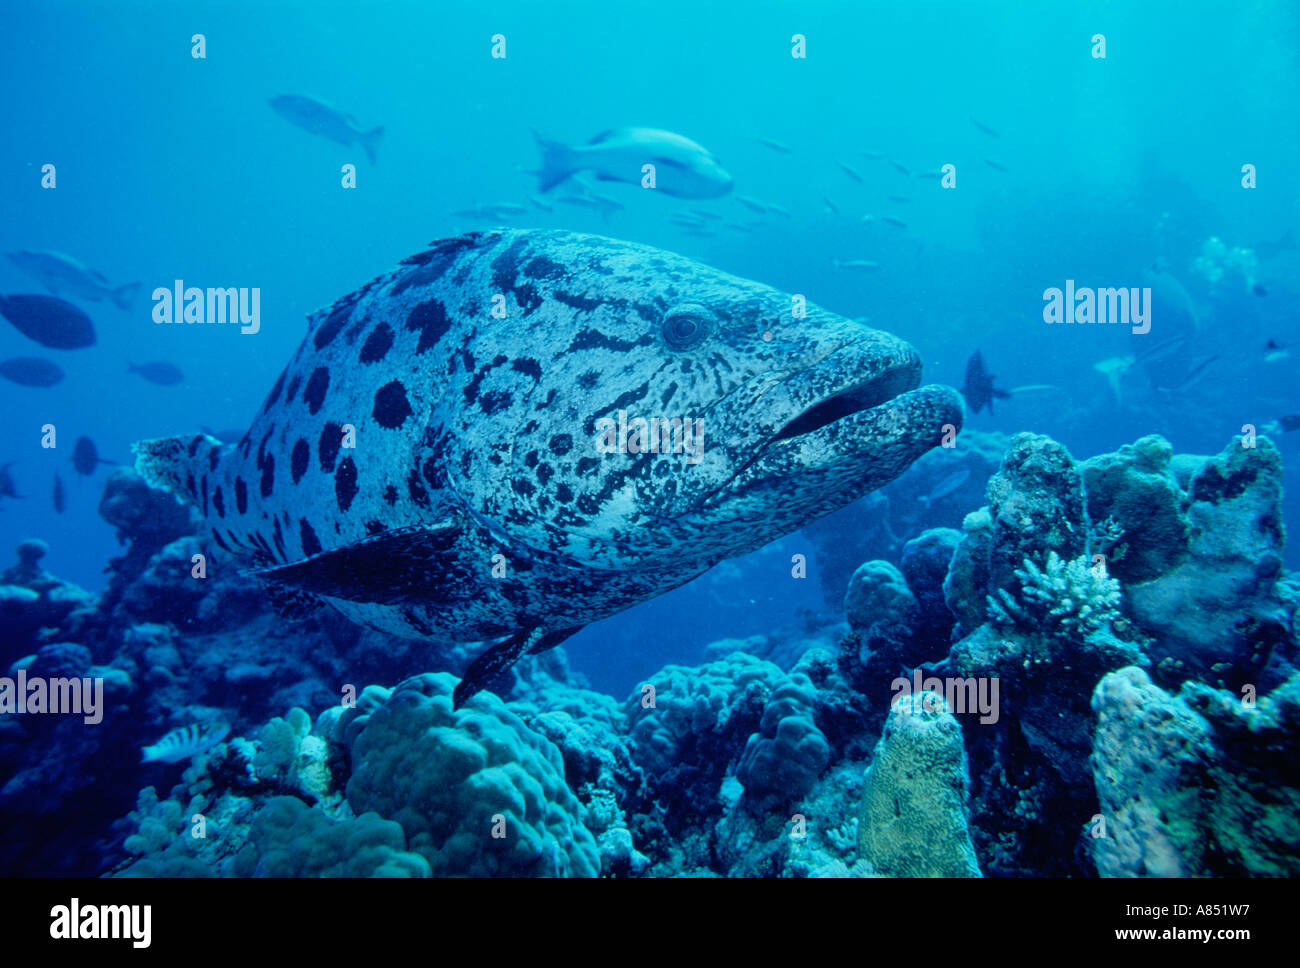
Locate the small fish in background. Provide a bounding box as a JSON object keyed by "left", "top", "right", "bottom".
{"left": 1093, "top": 355, "right": 1135, "bottom": 406}
{"left": 533, "top": 127, "right": 732, "bottom": 199}
{"left": 267, "top": 94, "right": 384, "bottom": 164}
{"left": 758, "top": 137, "right": 793, "bottom": 153}
{"left": 554, "top": 190, "right": 625, "bottom": 219}
{"left": 1252, "top": 282, "right": 1267, "bottom": 297}
{"left": 823, "top": 197, "right": 840, "bottom": 215}
{"left": 128, "top": 361, "right": 184, "bottom": 386}
{"left": 1252, "top": 230, "right": 1296, "bottom": 263}
{"left": 919, "top": 468, "right": 971, "bottom": 508}
{"left": 881, "top": 215, "right": 908, "bottom": 229}
{"left": 887, "top": 195, "right": 912, "bottom": 203}
{"left": 690, "top": 208, "right": 723, "bottom": 221}
{"left": 1264, "top": 339, "right": 1289, "bottom": 363}
{"left": 859, "top": 149, "right": 884, "bottom": 159}
{"left": 833, "top": 259, "right": 880, "bottom": 271}
{"left": 141, "top": 723, "right": 230, "bottom": 764}
{"left": 970, "top": 116, "right": 1001, "bottom": 138}
{"left": 736, "top": 195, "right": 768, "bottom": 214}
{"left": 52, "top": 472, "right": 65, "bottom": 514}
{"left": 0, "top": 294, "right": 96, "bottom": 349}
{"left": 669, "top": 213, "right": 706, "bottom": 229}
{"left": 722, "top": 221, "right": 755, "bottom": 233}
{"left": 984, "top": 158, "right": 1009, "bottom": 172}
{"left": 1262, "top": 415, "right": 1300, "bottom": 434}
{"left": 5, "top": 251, "right": 140, "bottom": 309}
{"left": 765, "top": 203, "right": 791, "bottom": 218}
{"left": 451, "top": 202, "right": 528, "bottom": 221}
{"left": 71, "top": 436, "right": 113, "bottom": 477}
{"left": 1154, "top": 355, "right": 1218, "bottom": 394}
{"left": 836, "top": 160, "right": 864, "bottom": 182}
{"left": 0, "top": 463, "right": 21, "bottom": 503}
{"left": 889, "top": 159, "right": 911, "bottom": 176}
{"left": 961, "top": 350, "right": 1012, "bottom": 414}
{"left": 916, "top": 169, "right": 946, "bottom": 180}
{"left": 0, "top": 356, "right": 64, "bottom": 387}
{"left": 528, "top": 195, "right": 554, "bottom": 213}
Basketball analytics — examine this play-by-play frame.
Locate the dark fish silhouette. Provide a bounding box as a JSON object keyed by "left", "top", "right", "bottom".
{"left": 128, "top": 361, "right": 185, "bottom": 385}
{"left": 268, "top": 95, "right": 384, "bottom": 164}
{"left": 961, "top": 351, "right": 1012, "bottom": 414}
{"left": 0, "top": 294, "right": 96, "bottom": 349}
{"left": 0, "top": 463, "right": 21, "bottom": 502}
{"left": 52, "top": 472, "right": 66, "bottom": 513}
{"left": 0, "top": 356, "right": 64, "bottom": 387}
{"left": 72, "top": 436, "right": 113, "bottom": 476}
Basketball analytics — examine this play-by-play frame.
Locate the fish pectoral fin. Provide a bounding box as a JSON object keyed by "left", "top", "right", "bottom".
{"left": 245, "top": 521, "right": 461, "bottom": 606}
{"left": 453, "top": 626, "right": 580, "bottom": 709}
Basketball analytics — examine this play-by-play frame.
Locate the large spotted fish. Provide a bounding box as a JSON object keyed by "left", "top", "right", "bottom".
{"left": 135, "top": 229, "right": 963, "bottom": 706}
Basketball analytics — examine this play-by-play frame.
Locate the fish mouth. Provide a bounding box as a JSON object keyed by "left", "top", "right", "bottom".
{"left": 702, "top": 343, "right": 963, "bottom": 507}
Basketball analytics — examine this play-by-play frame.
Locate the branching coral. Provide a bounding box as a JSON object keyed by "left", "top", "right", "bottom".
{"left": 987, "top": 551, "right": 1121, "bottom": 640}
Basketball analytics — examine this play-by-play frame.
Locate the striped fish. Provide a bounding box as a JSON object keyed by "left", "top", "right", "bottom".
{"left": 141, "top": 723, "right": 230, "bottom": 764}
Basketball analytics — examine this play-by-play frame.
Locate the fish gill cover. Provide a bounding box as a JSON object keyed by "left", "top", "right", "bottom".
{"left": 0, "top": 0, "right": 1297, "bottom": 924}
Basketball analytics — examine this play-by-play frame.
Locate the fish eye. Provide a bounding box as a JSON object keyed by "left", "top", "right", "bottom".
{"left": 662, "top": 304, "right": 713, "bottom": 350}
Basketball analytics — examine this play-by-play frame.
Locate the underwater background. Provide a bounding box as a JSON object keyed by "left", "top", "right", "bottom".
{"left": 1, "top": 0, "right": 1297, "bottom": 878}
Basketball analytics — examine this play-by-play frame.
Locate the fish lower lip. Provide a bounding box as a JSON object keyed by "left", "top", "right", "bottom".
{"left": 769, "top": 371, "right": 906, "bottom": 443}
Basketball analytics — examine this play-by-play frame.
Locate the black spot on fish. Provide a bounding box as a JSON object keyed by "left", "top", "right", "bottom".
{"left": 566, "top": 329, "right": 655, "bottom": 354}
{"left": 577, "top": 457, "right": 599, "bottom": 476}
{"left": 480, "top": 390, "right": 512, "bottom": 415}
{"left": 291, "top": 439, "right": 310, "bottom": 483}
{"left": 187, "top": 438, "right": 200, "bottom": 457}
{"left": 285, "top": 374, "right": 301, "bottom": 404}
{"left": 513, "top": 478, "right": 536, "bottom": 497}
{"left": 577, "top": 370, "right": 599, "bottom": 390}
{"left": 523, "top": 254, "right": 566, "bottom": 281}
{"left": 360, "top": 321, "right": 395, "bottom": 363}
{"left": 421, "top": 457, "right": 445, "bottom": 489}
{"left": 553, "top": 290, "right": 603, "bottom": 312}
{"left": 406, "top": 299, "right": 452, "bottom": 354}
{"left": 525, "top": 450, "right": 539, "bottom": 468}
{"left": 212, "top": 530, "right": 230, "bottom": 552}
{"left": 406, "top": 470, "right": 429, "bottom": 507}
{"left": 234, "top": 477, "right": 248, "bottom": 514}
{"left": 556, "top": 483, "right": 574, "bottom": 503}
{"left": 383, "top": 483, "right": 399, "bottom": 505}
{"left": 490, "top": 235, "right": 530, "bottom": 293}
{"left": 373, "top": 380, "right": 413, "bottom": 428}
{"left": 259, "top": 453, "right": 275, "bottom": 498}
{"left": 319, "top": 422, "right": 342, "bottom": 473}
{"left": 401, "top": 606, "right": 433, "bottom": 635}
{"left": 535, "top": 389, "right": 557, "bottom": 412}
{"left": 185, "top": 473, "right": 196, "bottom": 499}
{"left": 594, "top": 383, "right": 650, "bottom": 422}
{"left": 513, "top": 283, "right": 543, "bottom": 316}
{"left": 364, "top": 519, "right": 386, "bottom": 536}
{"left": 313, "top": 296, "right": 358, "bottom": 349}
{"left": 201, "top": 475, "right": 209, "bottom": 516}
{"left": 335, "top": 457, "right": 358, "bottom": 511}
{"left": 661, "top": 382, "right": 678, "bottom": 407}
{"left": 577, "top": 494, "right": 600, "bottom": 515}
{"left": 511, "top": 358, "right": 542, "bottom": 382}
{"left": 464, "top": 355, "right": 507, "bottom": 405}
{"left": 208, "top": 447, "right": 221, "bottom": 473}
{"left": 549, "top": 434, "right": 573, "bottom": 455}
{"left": 303, "top": 367, "right": 330, "bottom": 415}
{"left": 537, "top": 463, "right": 553, "bottom": 485}
{"left": 299, "top": 518, "right": 322, "bottom": 556}
{"left": 213, "top": 486, "right": 225, "bottom": 518}
{"left": 392, "top": 235, "right": 481, "bottom": 296}
{"left": 272, "top": 516, "right": 287, "bottom": 560}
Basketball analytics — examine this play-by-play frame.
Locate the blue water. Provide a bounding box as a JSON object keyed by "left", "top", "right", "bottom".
{"left": 2, "top": 0, "right": 1297, "bottom": 701}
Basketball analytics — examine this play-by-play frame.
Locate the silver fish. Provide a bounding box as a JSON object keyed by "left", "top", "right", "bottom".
{"left": 534, "top": 127, "right": 732, "bottom": 199}
{"left": 141, "top": 723, "right": 230, "bottom": 764}
{"left": 5, "top": 250, "right": 139, "bottom": 309}
{"left": 268, "top": 94, "right": 384, "bottom": 164}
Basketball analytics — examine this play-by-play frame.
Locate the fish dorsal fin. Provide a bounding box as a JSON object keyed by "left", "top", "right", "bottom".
{"left": 245, "top": 522, "right": 461, "bottom": 606}
{"left": 453, "top": 626, "right": 579, "bottom": 709}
